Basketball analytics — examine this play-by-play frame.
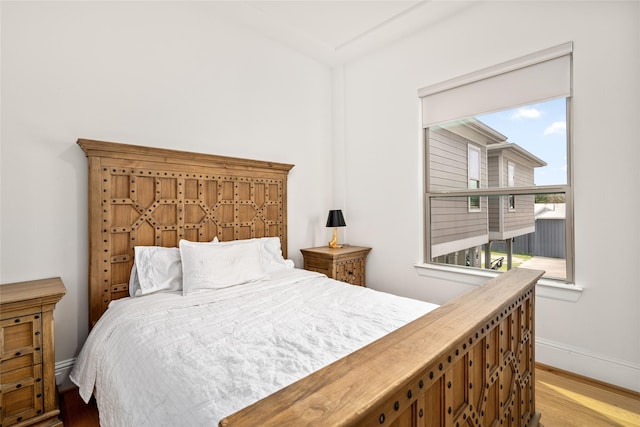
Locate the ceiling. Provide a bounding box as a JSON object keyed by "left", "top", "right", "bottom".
{"left": 215, "top": 1, "right": 472, "bottom": 66}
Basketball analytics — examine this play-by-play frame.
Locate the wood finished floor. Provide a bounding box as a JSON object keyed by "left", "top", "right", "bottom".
{"left": 535, "top": 365, "right": 640, "bottom": 427}
{"left": 59, "top": 366, "right": 640, "bottom": 426}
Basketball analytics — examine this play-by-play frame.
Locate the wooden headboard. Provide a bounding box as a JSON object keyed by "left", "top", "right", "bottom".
{"left": 78, "top": 139, "right": 294, "bottom": 327}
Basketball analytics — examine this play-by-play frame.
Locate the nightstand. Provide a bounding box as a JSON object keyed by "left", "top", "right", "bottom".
{"left": 0, "top": 277, "right": 66, "bottom": 427}
{"left": 300, "top": 246, "right": 371, "bottom": 287}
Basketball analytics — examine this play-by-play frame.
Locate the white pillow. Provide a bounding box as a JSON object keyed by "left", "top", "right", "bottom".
{"left": 214, "top": 237, "right": 293, "bottom": 273}
{"left": 132, "top": 246, "right": 182, "bottom": 296}
{"left": 179, "top": 239, "right": 268, "bottom": 295}
{"left": 257, "top": 237, "right": 294, "bottom": 272}
{"left": 129, "top": 263, "right": 141, "bottom": 297}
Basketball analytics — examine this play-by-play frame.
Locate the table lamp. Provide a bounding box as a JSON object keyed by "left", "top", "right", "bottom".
{"left": 326, "top": 209, "right": 346, "bottom": 248}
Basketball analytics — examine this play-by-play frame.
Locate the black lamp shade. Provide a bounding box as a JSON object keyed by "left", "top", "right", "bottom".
{"left": 326, "top": 210, "right": 346, "bottom": 228}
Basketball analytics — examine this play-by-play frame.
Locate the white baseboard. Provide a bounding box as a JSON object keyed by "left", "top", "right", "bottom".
{"left": 55, "top": 357, "right": 76, "bottom": 389}
{"left": 536, "top": 337, "right": 640, "bottom": 393}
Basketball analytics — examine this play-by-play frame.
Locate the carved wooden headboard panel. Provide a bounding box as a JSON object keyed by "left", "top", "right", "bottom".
{"left": 78, "top": 139, "right": 294, "bottom": 327}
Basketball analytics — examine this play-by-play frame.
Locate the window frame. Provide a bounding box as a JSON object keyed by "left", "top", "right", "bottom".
{"left": 423, "top": 101, "right": 574, "bottom": 284}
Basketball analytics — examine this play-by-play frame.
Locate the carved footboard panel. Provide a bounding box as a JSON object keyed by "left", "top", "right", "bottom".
{"left": 220, "top": 268, "right": 543, "bottom": 427}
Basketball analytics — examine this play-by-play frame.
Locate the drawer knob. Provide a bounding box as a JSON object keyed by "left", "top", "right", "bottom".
{"left": 15, "top": 351, "right": 21, "bottom": 356}
{"left": 16, "top": 383, "right": 22, "bottom": 389}
{"left": 14, "top": 318, "right": 20, "bottom": 323}
{"left": 36, "top": 347, "right": 41, "bottom": 351}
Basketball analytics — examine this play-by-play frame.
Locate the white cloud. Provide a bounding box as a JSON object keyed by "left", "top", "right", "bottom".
{"left": 511, "top": 108, "right": 542, "bottom": 119}
{"left": 544, "top": 121, "right": 566, "bottom": 136}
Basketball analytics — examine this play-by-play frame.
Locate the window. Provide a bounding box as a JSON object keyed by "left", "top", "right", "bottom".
{"left": 468, "top": 145, "right": 481, "bottom": 211}
{"left": 420, "top": 43, "right": 573, "bottom": 283}
{"left": 508, "top": 162, "right": 516, "bottom": 211}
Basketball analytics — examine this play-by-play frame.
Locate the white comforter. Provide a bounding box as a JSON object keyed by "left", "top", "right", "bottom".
{"left": 70, "top": 269, "right": 438, "bottom": 426}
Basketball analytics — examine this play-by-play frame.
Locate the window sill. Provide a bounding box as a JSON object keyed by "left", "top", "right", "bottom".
{"left": 414, "top": 263, "right": 583, "bottom": 302}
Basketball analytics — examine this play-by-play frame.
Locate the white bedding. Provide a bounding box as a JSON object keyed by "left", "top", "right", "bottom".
{"left": 70, "top": 268, "right": 438, "bottom": 426}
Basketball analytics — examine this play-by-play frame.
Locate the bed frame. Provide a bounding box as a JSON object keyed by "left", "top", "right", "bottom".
{"left": 79, "top": 139, "right": 544, "bottom": 427}
{"left": 78, "top": 139, "right": 294, "bottom": 327}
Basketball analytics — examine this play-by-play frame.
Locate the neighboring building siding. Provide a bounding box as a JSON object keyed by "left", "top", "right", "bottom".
{"left": 431, "top": 197, "right": 488, "bottom": 244}
{"left": 429, "top": 127, "right": 488, "bottom": 255}
{"left": 502, "top": 153, "right": 535, "bottom": 234}
{"left": 505, "top": 194, "right": 535, "bottom": 230}
{"left": 488, "top": 148, "right": 540, "bottom": 240}
{"left": 429, "top": 128, "right": 475, "bottom": 190}
{"left": 429, "top": 119, "right": 545, "bottom": 261}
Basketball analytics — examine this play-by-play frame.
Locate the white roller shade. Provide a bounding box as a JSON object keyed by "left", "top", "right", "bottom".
{"left": 419, "top": 42, "right": 572, "bottom": 128}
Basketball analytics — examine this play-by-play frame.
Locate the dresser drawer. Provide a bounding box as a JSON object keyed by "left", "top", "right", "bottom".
{"left": 1, "top": 314, "right": 43, "bottom": 363}
{"left": 1, "top": 352, "right": 41, "bottom": 374}
{"left": 0, "top": 365, "right": 44, "bottom": 426}
{"left": 1, "top": 363, "right": 43, "bottom": 388}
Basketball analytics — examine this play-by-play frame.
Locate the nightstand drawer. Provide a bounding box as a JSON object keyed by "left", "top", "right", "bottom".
{"left": 303, "top": 258, "right": 332, "bottom": 277}
{"left": 305, "top": 265, "right": 332, "bottom": 277}
{"left": 335, "top": 258, "right": 365, "bottom": 286}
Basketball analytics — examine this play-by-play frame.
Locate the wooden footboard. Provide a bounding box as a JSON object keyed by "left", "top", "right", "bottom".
{"left": 220, "top": 268, "right": 544, "bottom": 427}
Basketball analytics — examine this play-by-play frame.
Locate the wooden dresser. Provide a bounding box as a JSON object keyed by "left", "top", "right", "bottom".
{"left": 300, "top": 246, "right": 371, "bottom": 287}
{"left": 0, "top": 277, "right": 66, "bottom": 427}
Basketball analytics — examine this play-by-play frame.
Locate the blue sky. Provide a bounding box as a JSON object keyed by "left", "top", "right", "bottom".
{"left": 476, "top": 97, "right": 567, "bottom": 186}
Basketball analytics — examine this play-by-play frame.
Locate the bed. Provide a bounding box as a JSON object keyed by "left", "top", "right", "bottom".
{"left": 73, "top": 139, "right": 544, "bottom": 427}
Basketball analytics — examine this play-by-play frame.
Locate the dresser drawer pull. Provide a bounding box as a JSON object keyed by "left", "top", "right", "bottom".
{"left": 37, "top": 393, "right": 42, "bottom": 398}
{"left": 36, "top": 347, "right": 41, "bottom": 351}
{"left": 35, "top": 331, "right": 41, "bottom": 335}
{"left": 35, "top": 315, "right": 40, "bottom": 319}
{"left": 15, "top": 351, "right": 21, "bottom": 356}
{"left": 36, "top": 377, "right": 42, "bottom": 382}
{"left": 14, "top": 318, "right": 20, "bottom": 323}
{"left": 16, "top": 383, "right": 22, "bottom": 388}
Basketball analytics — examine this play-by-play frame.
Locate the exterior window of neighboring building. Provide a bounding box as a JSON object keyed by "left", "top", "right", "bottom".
{"left": 419, "top": 43, "right": 574, "bottom": 283}
{"left": 508, "top": 161, "right": 516, "bottom": 211}
{"left": 468, "top": 145, "right": 481, "bottom": 211}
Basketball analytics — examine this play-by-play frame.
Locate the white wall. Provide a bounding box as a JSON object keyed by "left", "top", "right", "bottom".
{"left": 341, "top": 1, "right": 640, "bottom": 391}
{"left": 0, "top": 2, "right": 333, "bottom": 370}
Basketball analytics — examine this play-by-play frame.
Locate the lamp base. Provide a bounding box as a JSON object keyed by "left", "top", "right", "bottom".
{"left": 328, "top": 227, "right": 343, "bottom": 249}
